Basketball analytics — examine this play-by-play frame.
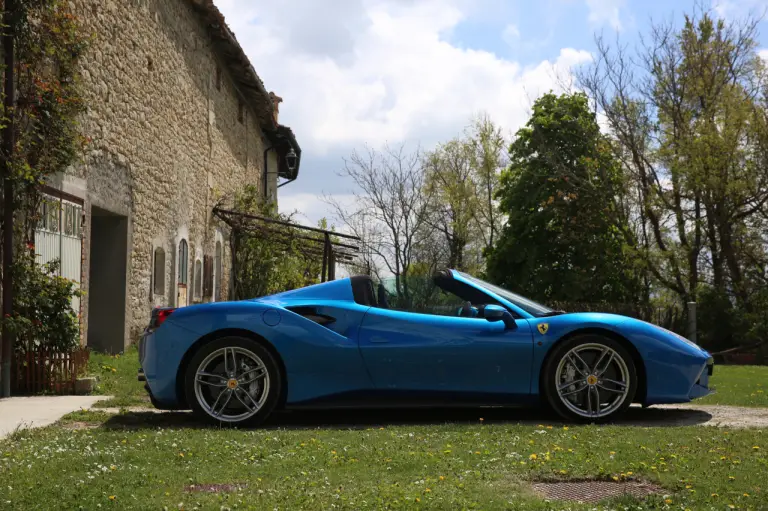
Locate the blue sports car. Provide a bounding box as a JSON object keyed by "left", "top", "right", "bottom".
{"left": 138, "top": 270, "right": 714, "bottom": 426}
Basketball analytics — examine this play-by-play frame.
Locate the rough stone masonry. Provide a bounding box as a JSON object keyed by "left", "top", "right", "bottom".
{"left": 43, "top": 0, "right": 299, "bottom": 351}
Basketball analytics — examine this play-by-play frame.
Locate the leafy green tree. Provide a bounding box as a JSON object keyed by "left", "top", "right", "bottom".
{"left": 487, "top": 92, "right": 641, "bottom": 303}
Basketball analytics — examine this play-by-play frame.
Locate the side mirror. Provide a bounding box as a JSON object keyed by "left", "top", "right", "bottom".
{"left": 483, "top": 304, "right": 517, "bottom": 330}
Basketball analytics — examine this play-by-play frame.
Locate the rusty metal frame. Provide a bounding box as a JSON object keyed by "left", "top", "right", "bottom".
{"left": 213, "top": 207, "right": 359, "bottom": 283}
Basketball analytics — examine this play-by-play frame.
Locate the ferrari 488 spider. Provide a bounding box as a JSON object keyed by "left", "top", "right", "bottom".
{"left": 139, "top": 270, "right": 713, "bottom": 425}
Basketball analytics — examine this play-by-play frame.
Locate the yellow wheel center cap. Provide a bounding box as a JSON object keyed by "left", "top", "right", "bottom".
{"left": 227, "top": 379, "right": 239, "bottom": 390}
{"left": 587, "top": 375, "right": 598, "bottom": 385}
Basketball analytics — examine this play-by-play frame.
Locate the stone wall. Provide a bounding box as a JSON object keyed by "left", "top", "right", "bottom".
{"left": 68, "top": 0, "right": 275, "bottom": 348}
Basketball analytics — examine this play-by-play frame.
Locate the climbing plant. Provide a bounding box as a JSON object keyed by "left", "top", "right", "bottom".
{"left": 1, "top": 0, "right": 88, "bottom": 353}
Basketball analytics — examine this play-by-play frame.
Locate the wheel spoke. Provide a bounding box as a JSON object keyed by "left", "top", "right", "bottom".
{"left": 233, "top": 389, "right": 257, "bottom": 413}
{"left": 211, "top": 389, "right": 233, "bottom": 417}
{"left": 595, "top": 352, "right": 615, "bottom": 377}
{"left": 558, "top": 380, "right": 584, "bottom": 391}
{"left": 224, "top": 348, "right": 232, "bottom": 374}
{"left": 591, "top": 348, "right": 610, "bottom": 373}
{"left": 597, "top": 383, "right": 625, "bottom": 394}
{"left": 591, "top": 386, "right": 601, "bottom": 413}
{"left": 196, "top": 372, "right": 227, "bottom": 387}
{"left": 601, "top": 378, "right": 627, "bottom": 388}
{"left": 567, "top": 354, "right": 589, "bottom": 377}
{"left": 560, "top": 383, "right": 588, "bottom": 397}
{"left": 586, "top": 384, "right": 593, "bottom": 414}
{"left": 239, "top": 366, "right": 267, "bottom": 385}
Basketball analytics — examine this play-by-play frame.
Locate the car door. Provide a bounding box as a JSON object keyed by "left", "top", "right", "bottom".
{"left": 357, "top": 307, "right": 534, "bottom": 397}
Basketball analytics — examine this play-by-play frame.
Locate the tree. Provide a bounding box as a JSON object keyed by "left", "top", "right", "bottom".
{"left": 578, "top": 10, "right": 768, "bottom": 353}
{"left": 423, "top": 137, "right": 477, "bottom": 271}
{"left": 467, "top": 113, "right": 506, "bottom": 255}
{"left": 486, "top": 92, "right": 641, "bottom": 303}
{"left": 325, "top": 144, "right": 432, "bottom": 303}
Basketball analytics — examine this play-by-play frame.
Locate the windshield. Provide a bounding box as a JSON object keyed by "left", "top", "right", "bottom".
{"left": 457, "top": 272, "right": 554, "bottom": 316}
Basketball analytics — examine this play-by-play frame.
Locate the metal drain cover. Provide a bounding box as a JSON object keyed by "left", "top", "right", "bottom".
{"left": 532, "top": 480, "right": 662, "bottom": 503}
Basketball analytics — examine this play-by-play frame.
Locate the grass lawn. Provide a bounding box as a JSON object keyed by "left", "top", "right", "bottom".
{"left": 699, "top": 365, "right": 768, "bottom": 408}
{"left": 88, "top": 347, "right": 150, "bottom": 409}
{"left": 0, "top": 349, "right": 764, "bottom": 509}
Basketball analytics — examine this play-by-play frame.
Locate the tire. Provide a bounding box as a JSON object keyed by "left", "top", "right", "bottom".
{"left": 542, "top": 334, "right": 637, "bottom": 423}
{"left": 185, "top": 336, "right": 282, "bottom": 427}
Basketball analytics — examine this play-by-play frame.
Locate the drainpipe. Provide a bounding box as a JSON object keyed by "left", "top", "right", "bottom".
{"left": 263, "top": 146, "right": 274, "bottom": 200}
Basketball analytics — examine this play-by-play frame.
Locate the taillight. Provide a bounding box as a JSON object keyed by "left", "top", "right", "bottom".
{"left": 149, "top": 307, "right": 176, "bottom": 330}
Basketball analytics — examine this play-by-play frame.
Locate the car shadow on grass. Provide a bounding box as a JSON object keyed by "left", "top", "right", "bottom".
{"left": 98, "top": 404, "right": 713, "bottom": 431}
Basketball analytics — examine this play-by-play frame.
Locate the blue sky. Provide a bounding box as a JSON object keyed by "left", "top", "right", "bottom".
{"left": 216, "top": 0, "right": 768, "bottom": 227}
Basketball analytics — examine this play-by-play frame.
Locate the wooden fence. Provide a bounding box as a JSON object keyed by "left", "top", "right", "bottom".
{"left": 12, "top": 343, "right": 90, "bottom": 395}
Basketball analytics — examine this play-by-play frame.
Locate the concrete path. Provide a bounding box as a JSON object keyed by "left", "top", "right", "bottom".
{"left": 0, "top": 395, "right": 110, "bottom": 439}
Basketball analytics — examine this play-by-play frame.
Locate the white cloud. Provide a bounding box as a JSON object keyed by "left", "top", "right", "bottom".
{"left": 216, "top": 0, "right": 591, "bottom": 155}
{"left": 585, "top": 0, "right": 624, "bottom": 31}
{"left": 502, "top": 23, "right": 521, "bottom": 46}
{"left": 760, "top": 49, "right": 768, "bottom": 62}
{"left": 713, "top": 0, "right": 767, "bottom": 21}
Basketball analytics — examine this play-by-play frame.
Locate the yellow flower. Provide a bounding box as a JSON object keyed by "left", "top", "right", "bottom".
{"left": 179, "top": 452, "right": 184, "bottom": 457}
{"left": 612, "top": 476, "right": 619, "bottom": 482}
{"left": 744, "top": 493, "right": 750, "bottom": 497}
{"left": 331, "top": 450, "right": 336, "bottom": 454}
{"left": 626, "top": 472, "right": 633, "bottom": 476}
{"left": 753, "top": 446, "right": 760, "bottom": 450}
{"left": 529, "top": 453, "right": 538, "bottom": 460}
{"left": 415, "top": 498, "right": 420, "bottom": 503}
{"left": 110, "top": 465, "right": 116, "bottom": 471}
{"left": 609, "top": 451, "right": 616, "bottom": 455}
{"left": 111, "top": 368, "right": 116, "bottom": 373}
{"left": 665, "top": 499, "right": 673, "bottom": 504}
{"left": 425, "top": 488, "right": 431, "bottom": 493}
{"left": 559, "top": 469, "right": 567, "bottom": 474}
{"left": 729, "top": 476, "right": 735, "bottom": 481}
{"left": 108, "top": 496, "right": 116, "bottom": 501}
{"left": 711, "top": 493, "right": 719, "bottom": 497}
{"left": 685, "top": 485, "right": 692, "bottom": 489}
{"left": 474, "top": 451, "right": 481, "bottom": 455}
{"left": 439, "top": 476, "right": 445, "bottom": 481}
{"left": 562, "top": 426, "right": 569, "bottom": 431}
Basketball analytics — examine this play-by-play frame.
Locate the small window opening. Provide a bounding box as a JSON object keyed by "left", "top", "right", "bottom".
{"left": 194, "top": 259, "right": 203, "bottom": 300}
{"left": 153, "top": 247, "right": 166, "bottom": 295}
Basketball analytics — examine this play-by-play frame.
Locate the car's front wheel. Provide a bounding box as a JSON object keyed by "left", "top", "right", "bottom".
{"left": 542, "top": 335, "right": 637, "bottom": 423}
{"left": 185, "top": 336, "right": 282, "bottom": 427}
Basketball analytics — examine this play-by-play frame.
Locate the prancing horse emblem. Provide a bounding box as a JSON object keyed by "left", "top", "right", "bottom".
{"left": 537, "top": 323, "right": 549, "bottom": 335}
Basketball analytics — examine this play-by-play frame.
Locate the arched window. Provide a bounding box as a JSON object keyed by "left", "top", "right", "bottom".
{"left": 153, "top": 247, "right": 165, "bottom": 296}
{"left": 214, "top": 241, "right": 222, "bottom": 302}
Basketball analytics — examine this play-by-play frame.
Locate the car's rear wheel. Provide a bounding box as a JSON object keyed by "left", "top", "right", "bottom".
{"left": 185, "top": 336, "right": 281, "bottom": 427}
{"left": 542, "top": 335, "right": 637, "bottom": 423}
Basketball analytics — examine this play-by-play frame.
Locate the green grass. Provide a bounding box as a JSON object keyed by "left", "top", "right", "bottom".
{"left": 699, "top": 365, "right": 768, "bottom": 407}
{"left": 0, "top": 410, "right": 766, "bottom": 509}
{"left": 88, "top": 347, "right": 150, "bottom": 409}
{"left": 1, "top": 350, "right": 766, "bottom": 509}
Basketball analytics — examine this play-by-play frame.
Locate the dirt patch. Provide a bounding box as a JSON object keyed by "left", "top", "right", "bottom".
{"left": 650, "top": 404, "right": 768, "bottom": 429}
{"left": 185, "top": 483, "right": 247, "bottom": 493}
{"left": 531, "top": 479, "right": 662, "bottom": 503}
{"left": 61, "top": 421, "right": 100, "bottom": 431}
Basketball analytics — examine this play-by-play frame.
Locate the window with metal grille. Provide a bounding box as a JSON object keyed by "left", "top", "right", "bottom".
{"left": 178, "top": 239, "right": 188, "bottom": 286}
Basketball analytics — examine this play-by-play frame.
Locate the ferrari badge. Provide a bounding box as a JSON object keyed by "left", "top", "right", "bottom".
{"left": 537, "top": 323, "right": 549, "bottom": 335}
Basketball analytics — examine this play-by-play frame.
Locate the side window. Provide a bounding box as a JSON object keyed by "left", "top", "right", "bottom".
{"left": 378, "top": 276, "right": 495, "bottom": 317}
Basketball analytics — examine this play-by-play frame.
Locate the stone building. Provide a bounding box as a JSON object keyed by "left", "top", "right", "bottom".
{"left": 35, "top": 0, "right": 301, "bottom": 353}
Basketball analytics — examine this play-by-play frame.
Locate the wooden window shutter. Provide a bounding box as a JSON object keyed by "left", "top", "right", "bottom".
{"left": 203, "top": 255, "right": 214, "bottom": 298}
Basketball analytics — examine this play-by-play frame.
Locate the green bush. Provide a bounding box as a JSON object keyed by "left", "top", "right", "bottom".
{"left": 4, "top": 251, "right": 82, "bottom": 353}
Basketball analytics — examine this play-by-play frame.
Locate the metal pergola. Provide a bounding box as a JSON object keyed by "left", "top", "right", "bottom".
{"left": 213, "top": 207, "right": 359, "bottom": 282}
